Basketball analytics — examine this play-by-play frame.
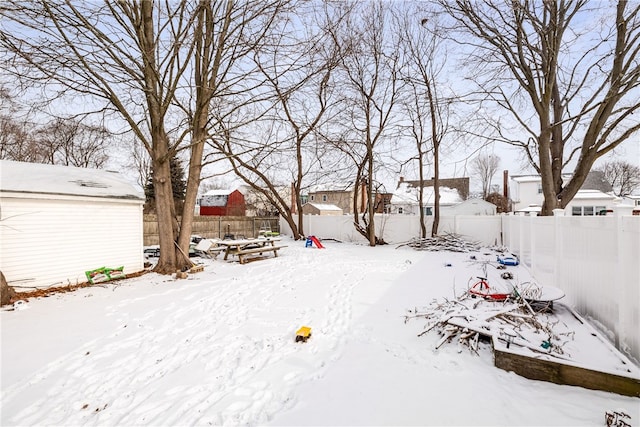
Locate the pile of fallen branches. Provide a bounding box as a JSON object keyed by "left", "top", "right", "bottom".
{"left": 405, "top": 291, "right": 573, "bottom": 359}
{"left": 397, "top": 233, "right": 481, "bottom": 252}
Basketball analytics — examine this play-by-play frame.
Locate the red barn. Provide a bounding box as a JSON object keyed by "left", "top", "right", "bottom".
{"left": 199, "top": 189, "right": 246, "bottom": 216}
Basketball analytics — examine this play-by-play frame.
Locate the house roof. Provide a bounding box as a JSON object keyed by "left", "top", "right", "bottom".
{"left": 455, "top": 198, "right": 497, "bottom": 208}
{"left": 391, "top": 182, "right": 462, "bottom": 206}
{"left": 307, "top": 182, "right": 354, "bottom": 193}
{"left": 580, "top": 171, "right": 613, "bottom": 192}
{"left": 571, "top": 189, "right": 617, "bottom": 201}
{"left": 0, "top": 160, "right": 144, "bottom": 201}
{"left": 203, "top": 189, "right": 234, "bottom": 196}
{"left": 511, "top": 171, "right": 614, "bottom": 193}
{"left": 398, "top": 177, "right": 469, "bottom": 200}
{"left": 305, "top": 203, "right": 343, "bottom": 211}
{"left": 514, "top": 205, "right": 542, "bottom": 213}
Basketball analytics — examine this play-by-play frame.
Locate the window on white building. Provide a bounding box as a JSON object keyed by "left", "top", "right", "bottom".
{"left": 537, "top": 183, "right": 543, "bottom": 194}
{"left": 572, "top": 205, "right": 607, "bottom": 216}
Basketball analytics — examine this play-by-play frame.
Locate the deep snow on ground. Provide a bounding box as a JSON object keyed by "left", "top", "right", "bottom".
{"left": 1, "top": 238, "right": 638, "bottom": 426}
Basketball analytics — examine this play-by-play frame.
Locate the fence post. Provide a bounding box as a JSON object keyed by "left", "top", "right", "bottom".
{"left": 553, "top": 209, "right": 564, "bottom": 290}
{"left": 529, "top": 213, "right": 536, "bottom": 272}
{"left": 518, "top": 215, "right": 524, "bottom": 260}
{"left": 504, "top": 215, "right": 511, "bottom": 249}
{"left": 614, "top": 212, "right": 623, "bottom": 348}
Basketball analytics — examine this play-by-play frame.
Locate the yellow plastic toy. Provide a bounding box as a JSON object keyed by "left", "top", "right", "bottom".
{"left": 295, "top": 326, "right": 312, "bottom": 343}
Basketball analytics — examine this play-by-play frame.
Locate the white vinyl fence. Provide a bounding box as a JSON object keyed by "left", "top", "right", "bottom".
{"left": 282, "top": 213, "right": 503, "bottom": 246}
{"left": 503, "top": 213, "right": 640, "bottom": 363}
{"left": 280, "top": 213, "right": 640, "bottom": 362}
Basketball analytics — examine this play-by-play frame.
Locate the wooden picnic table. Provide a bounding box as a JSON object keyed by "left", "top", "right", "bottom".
{"left": 216, "top": 237, "right": 286, "bottom": 264}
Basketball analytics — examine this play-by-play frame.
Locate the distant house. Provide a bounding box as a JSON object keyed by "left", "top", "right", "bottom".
{"left": 513, "top": 205, "right": 542, "bottom": 216}
{"left": 237, "top": 184, "right": 281, "bottom": 217}
{"left": 374, "top": 192, "right": 394, "bottom": 213}
{"left": 622, "top": 194, "right": 640, "bottom": 209}
{"left": 302, "top": 182, "right": 392, "bottom": 215}
{"left": 390, "top": 182, "right": 464, "bottom": 215}
{"left": 448, "top": 198, "right": 497, "bottom": 216}
{"left": 389, "top": 177, "right": 491, "bottom": 215}
{"left": 566, "top": 190, "right": 617, "bottom": 216}
{"left": 307, "top": 183, "right": 362, "bottom": 215}
{"left": 510, "top": 171, "right": 619, "bottom": 215}
{"left": 510, "top": 174, "right": 558, "bottom": 212}
{"left": 0, "top": 160, "right": 145, "bottom": 290}
{"left": 301, "top": 202, "right": 344, "bottom": 216}
{"left": 397, "top": 176, "right": 470, "bottom": 200}
{"left": 199, "top": 189, "right": 245, "bottom": 216}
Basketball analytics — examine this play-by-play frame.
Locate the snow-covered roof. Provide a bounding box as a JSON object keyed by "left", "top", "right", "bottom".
{"left": 203, "top": 189, "right": 234, "bottom": 196}
{"left": 510, "top": 175, "right": 543, "bottom": 183}
{"left": 306, "top": 203, "right": 342, "bottom": 211}
{"left": 307, "top": 182, "right": 354, "bottom": 193}
{"left": 456, "top": 198, "right": 496, "bottom": 208}
{"left": 390, "top": 182, "right": 462, "bottom": 206}
{"left": 514, "top": 205, "right": 542, "bottom": 213}
{"left": 510, "top": 173, "right": 572, "bottom": 183}
{"left": 0, "top": 160, "right": 144, "bottom": 200}
{"left": 571, "top": 189, "right": 617, "bottom": 201}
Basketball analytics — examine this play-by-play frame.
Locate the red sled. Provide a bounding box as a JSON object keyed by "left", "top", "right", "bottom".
{"left": 469, "top": 278, "right": 511, "bottom": 301}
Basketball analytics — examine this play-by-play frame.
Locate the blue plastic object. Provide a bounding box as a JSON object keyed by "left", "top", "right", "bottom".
{"left": 497, "top": 255, "right": 519, "bottom": 266}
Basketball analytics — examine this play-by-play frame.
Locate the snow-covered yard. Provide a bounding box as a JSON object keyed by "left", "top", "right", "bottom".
{"left": 1, "top": 238, "right": 638, "bottom": 426}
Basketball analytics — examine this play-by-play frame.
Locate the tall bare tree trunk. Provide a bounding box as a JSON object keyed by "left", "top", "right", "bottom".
{"left": 138, "top": 2, "right": 183, "bottom": 273}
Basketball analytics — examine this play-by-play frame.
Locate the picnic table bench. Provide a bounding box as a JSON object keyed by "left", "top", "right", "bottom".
{"left": 217, "top": 238, "right": 286, "bottom": 264}
{"left": 192, "top": 239, "right": 226, "bottom": 259}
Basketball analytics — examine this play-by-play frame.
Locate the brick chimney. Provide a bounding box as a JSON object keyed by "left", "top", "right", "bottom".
{"left": 503, "top": 170, "right": 508, "bottom": 200}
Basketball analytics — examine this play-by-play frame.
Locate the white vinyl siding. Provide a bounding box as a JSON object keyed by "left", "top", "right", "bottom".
{"left": 0, "top": 194, "right": 143, "bottom": 289}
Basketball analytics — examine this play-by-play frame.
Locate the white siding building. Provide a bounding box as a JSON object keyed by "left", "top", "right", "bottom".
{"left": 301, "top": 202, "right": 344, "bottom": 216}
{"left": 0, "top": 160, "right": 145, "bottom": 290}
{"left": 510, "top": 172, "right": 621, "bottom": 215}
{"left": 448, "top": 198, "right": 497, "bottom": 216}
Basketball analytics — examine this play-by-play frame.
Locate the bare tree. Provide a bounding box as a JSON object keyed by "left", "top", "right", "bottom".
{"left": 34, "top": 118, "right": 110, "bottom": 168}
{"left": 597, "top": 160, "right": 640, "bottom": 197}
{"left": 398, "top": 7, "right": 452, "bottom": 238}
{"left": 470, "top": 153, "right": 500, "bottom": 199}
{"left": 441, "top": 0, "right": 640, "bottom": 215}
{"left": 241, "top": 2, "right": 343, "bottom": 239}
{"left": 1, "top": 1, "right": 288, "bottom": 274}
{"left": 331, "top": 1, "right": 403, "bottom": 245}
{"left": 1, "top": 1, "right": 200, "bottom": 273}
{"left": 126, "top": 135, "right": 152, "bottom": 190}
{"left": 174, "top": 0, "right": 288, "bottom": 261}
{"left": 0, "top": 88, "right": 37, "bottom": 162}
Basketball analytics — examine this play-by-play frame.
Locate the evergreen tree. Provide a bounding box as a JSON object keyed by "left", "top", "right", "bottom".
{"left": 144, "top": 155, "right": 186, "bottom": 212}
{"left": 169, "top": 156, "right": 186, "bottom": 201}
